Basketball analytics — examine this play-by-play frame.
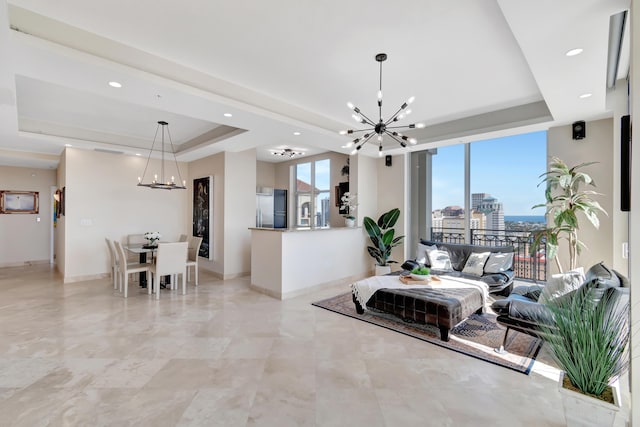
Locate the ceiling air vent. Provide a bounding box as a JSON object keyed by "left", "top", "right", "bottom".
{"left": 94, "top": 148, "right": 124, "bottom": 155}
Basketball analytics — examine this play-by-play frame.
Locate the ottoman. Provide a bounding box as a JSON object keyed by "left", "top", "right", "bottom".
{"left": 352, "top": 286, "right": 484, "bottom": 341}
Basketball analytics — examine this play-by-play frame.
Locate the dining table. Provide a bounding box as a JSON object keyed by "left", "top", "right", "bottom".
{"left": 125, "top": 244, "right": 171, "bottom": 288}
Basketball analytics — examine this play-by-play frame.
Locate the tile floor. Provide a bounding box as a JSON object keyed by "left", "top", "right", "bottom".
{"left": 0, "top": 265, "right": 630, "bottom": 426}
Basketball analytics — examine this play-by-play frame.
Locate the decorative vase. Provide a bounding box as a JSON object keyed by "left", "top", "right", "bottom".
{"left": 375, "top": 265, "right": 391, "bottom": 276}
{"left": 345, "top": 217, "right": 355, "bottom": 228}
{"left": 558, "top": 371, "right": 621, "bottom": 427}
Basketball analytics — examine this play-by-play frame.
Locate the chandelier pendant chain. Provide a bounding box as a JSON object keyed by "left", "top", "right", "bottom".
{"left": 378, "top": 57, "right": 383, "bottom": 126}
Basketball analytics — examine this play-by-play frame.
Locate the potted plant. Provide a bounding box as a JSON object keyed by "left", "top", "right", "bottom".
{"left": 363, "top": 208, "right": 404, "bottom": 275}
{"left": 540, "top": 284, "right": 630, "bottom": 427}
{"left": 340, "top": 192, "right": 358, "bottom": 227}
{"left": 531, "top": 157, "right": 607, "bottom": 273}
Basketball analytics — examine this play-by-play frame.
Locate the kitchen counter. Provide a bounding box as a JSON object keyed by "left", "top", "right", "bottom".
{"left": 250, "top": 227, "right": 370, "bottom": 299}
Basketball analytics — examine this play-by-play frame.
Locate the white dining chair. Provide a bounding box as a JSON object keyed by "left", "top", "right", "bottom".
{"left": 105, "top": 238, "right": 118, "bottom": 289}
{"left": 148, "top": 242, "right": 188, "bottom": 299}
{"left": 186, "top": 236, "right": 203, "bottom": 286}
{"left": 114, "top": 240, "right": 150, "bottom": 298}
{"left": 123, "top": 234, "right": 145, "bottom": 265}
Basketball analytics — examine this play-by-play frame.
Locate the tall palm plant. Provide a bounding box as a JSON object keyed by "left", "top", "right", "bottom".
{"left": 531, "top": 157, "right": 607, "bottom": 272}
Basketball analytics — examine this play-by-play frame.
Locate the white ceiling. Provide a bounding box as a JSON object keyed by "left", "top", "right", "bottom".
{"left": 0, "top": 0, "right": 631, "bottom": 169}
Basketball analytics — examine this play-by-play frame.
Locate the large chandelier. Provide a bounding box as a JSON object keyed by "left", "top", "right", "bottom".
{"left": 341, "top": 53, "right": 424, "bottom": 156}
{"left": 137, "top": 121, "right": 186, "bottom": 190}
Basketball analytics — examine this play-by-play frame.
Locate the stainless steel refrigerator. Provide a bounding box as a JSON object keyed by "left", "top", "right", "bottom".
{"left": 256, "top": 188, "right": 287, "bottom": 228}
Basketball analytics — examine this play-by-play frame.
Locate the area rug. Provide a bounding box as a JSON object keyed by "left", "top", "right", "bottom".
{"left": 312, "top": 292, "right": 543, "bottom": 375}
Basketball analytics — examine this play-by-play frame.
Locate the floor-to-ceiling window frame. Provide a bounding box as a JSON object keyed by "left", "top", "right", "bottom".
{"left": 409, "top": 131, "right": 547, "bottom": 281}
{"left": 293, "top": 158, "right": 331, "bottom": 228}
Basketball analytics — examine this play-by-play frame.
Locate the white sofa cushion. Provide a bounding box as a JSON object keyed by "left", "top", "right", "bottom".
{"left": 462, "top": 252, "right": 491, "bottom": 276}
{"left": 484, "top": 252, "right": 514, "bottom": 274}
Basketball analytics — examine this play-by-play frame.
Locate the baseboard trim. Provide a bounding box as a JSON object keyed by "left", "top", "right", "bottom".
{"left": 0, "top": 259, "right": 51, "bottom": 268}
{"left": 64, "top": 273, "right": 109, "bottom": 284}
{"left": 250, "top": 273, "right": 369, "bottom": 301}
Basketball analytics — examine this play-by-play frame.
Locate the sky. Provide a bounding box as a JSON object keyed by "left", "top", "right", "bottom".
{"left": 296, "top": 159, "right": 331, "bottom": 190}
{"left": 432, "top": 130, "right": 547, "bottom": 216}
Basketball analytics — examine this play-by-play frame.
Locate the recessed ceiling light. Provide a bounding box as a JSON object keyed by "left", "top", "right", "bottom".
{"left": 293, "top": 132, "right": 301, "bottom": 136}
{"left": 108, "top": 81, "right": 122, "bottom": 88}
{"left": 223, "top": 113, "right": 233, "bottom": 117}
{"left": 565, "top": 48, "right": 583, "bottom": 57}
{"left": 65, "top": 144, "right": 73, "bottom": 147}
{"left": 579, "top": 93, "right": 592, "bottom": 99}
{"left": 135, "top": 153, "right": 141, "bottom": 156}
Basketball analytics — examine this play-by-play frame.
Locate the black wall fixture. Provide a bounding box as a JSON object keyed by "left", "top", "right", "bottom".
{"left": 621, "top": 115, "right": 631, "bottom": 212}
{"left": 572, "top": 121, "right": 586, "bottom": 140}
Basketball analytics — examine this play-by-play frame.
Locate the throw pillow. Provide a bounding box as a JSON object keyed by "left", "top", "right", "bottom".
{"left": 427, "top": 249, "right": 453, "bottom": 271}
{"left": 584, "top": 262, "right": 621, "bottom": 288}
{"left": 461, "top": 252, "right": 491, "bottom": 276}
{"left": 538, "top": 267, "right": 585, "bottom": 304}
{"left": 483, "top": 252, "right": 514, "bottom": 273}
{"left": 415, "top": 243, "right": 435, "bottom": 265}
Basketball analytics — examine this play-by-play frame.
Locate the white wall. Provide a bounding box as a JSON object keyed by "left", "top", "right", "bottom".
{"left": 256, "top": 161, "right": 276, "bottom": 189}
{"left": 0, "top": 165, "right": 56, "bottom": 267}
{"left": 223, "top": 150, "right": 256, "bottom": 278}
{"left": 607, "top": 80, "right": 632, "bottom": 275}
{"left": 56, "top": 152, "right": 66, "bottom": 276}
{"left": 188, "top": 152, "right": 225, "bottom": 276}
{"left": 63, "top": 148, "right": 189, "bottom": 282}
{"left": 353, "top": 154, "right": 377, "bottom": 273}
{"left": 547, "top": 119, "right": 615, "bottom": 273}
{"left": 377, "top": 154, "right": 408, "bottom": 265}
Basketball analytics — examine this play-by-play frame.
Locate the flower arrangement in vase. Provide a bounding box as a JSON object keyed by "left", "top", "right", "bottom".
{"left": 144, "top": 231, "right": 161, "bottom": 247}
{"left": 340, "top": 192, "right": 358, "bottom": 226}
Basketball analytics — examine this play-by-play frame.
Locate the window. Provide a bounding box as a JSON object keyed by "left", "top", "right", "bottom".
{"left": 431, "top": 144, "right": 465, "bottom": 242}
{"left": 411, "top": 130, "right": 547, "bottom": 281}
{"left": 426, "top": 131, "right": 546, "bottom": 240}
{"left": 294, "top": 159, "right": 331, "bottom": 228}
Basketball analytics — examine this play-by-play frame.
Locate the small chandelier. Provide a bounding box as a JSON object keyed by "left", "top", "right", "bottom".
{"left": 340, "top": 53, "right": 424, "bottom": 156}
{"left": 271, "top": 148, "right": 304, "bottom": 158}
{"left": 137, "top": 121, "right": 186, "bottom": 190}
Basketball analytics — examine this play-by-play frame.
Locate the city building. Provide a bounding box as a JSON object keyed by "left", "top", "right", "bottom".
{"left": 477, "top": 196, "right": 505, "bottom": 231}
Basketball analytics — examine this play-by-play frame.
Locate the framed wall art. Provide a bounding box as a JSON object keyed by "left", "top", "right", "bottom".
{"left": 0, "top": 191, "right": 39, "bottom": 214}
{"left": 193, "top": 176, "right": 213, "bottom": 259}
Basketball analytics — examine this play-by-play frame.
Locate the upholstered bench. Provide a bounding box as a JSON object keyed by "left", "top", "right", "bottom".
{"left": 351, "top": 275, "right": 487, "bottom": 341}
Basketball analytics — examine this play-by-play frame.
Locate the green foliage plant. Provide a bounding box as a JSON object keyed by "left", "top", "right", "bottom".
{"left": 531, "top": 157, "right": 607, "bottom": 273}
{"left": 540, "top": 285, "right": 630, "bottom": 400}
{"left": 411, "top": 266, "right": 430, "bottom": 275}
{"left": 363, "top": 208, "right": 405, "bottom": 266}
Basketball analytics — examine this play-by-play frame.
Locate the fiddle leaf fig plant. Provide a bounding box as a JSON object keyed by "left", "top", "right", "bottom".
{"left": 531, "top": 157, "right": 607, "bottom": 273}
{"left": 363, "top": 208, "right": 404, "bottom": 266}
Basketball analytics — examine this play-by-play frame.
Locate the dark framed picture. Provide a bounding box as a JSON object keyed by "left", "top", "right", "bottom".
{"left": 61, "top": 186, "right": 66, "bottom": 216}
{"left": 193, "top": 176, "right": 213, "bottom": 259}
{"left": 336, "top": 181, "right": 349, "bottom": 214}
{"left": 0, "top": 191, "right": 39, "bottom": 214}
{"left": 54, "top": 189, "right": 61, "bottom": 218}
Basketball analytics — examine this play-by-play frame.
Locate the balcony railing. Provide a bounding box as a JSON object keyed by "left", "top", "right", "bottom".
{"left": 430, "top": 227, "right": 547, "bottom": 282}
